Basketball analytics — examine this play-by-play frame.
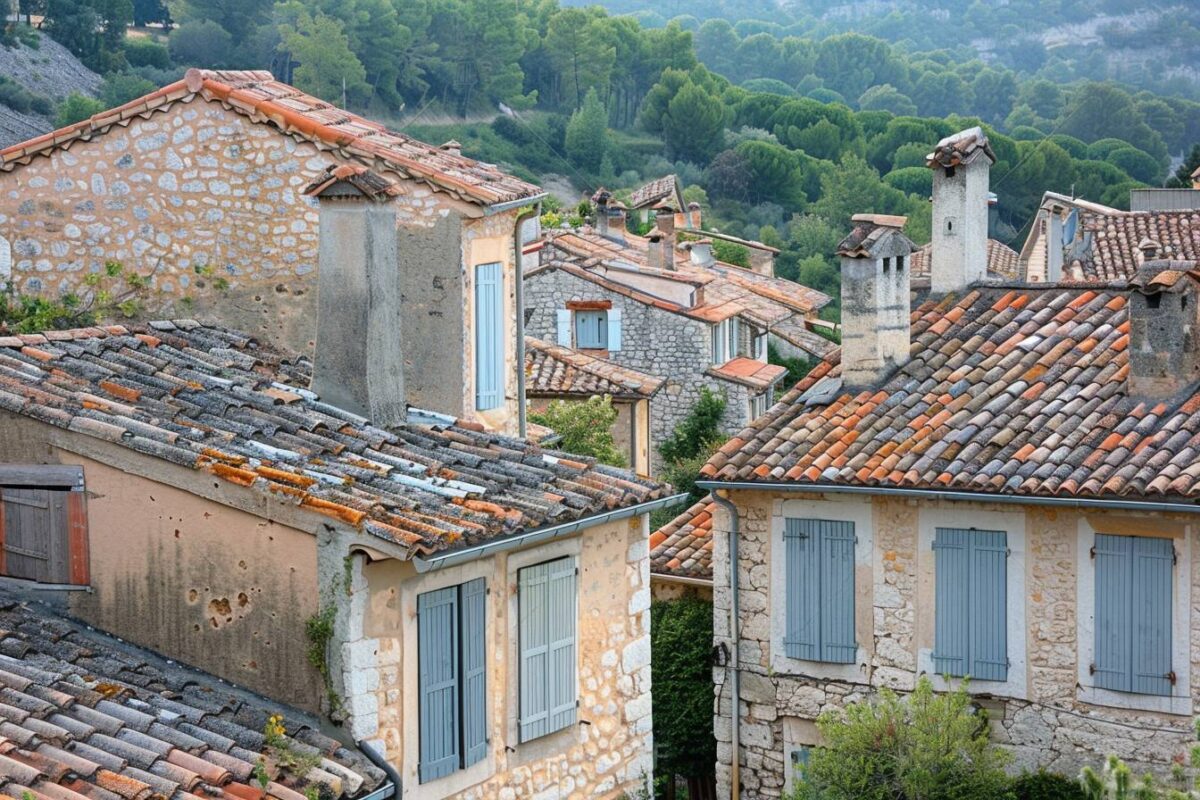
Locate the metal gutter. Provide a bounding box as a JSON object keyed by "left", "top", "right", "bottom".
{"left": 485, "top": 192, "right": 548, "bottom": 217}
{"left": 695, "top": 480, "right": 1200, "bottom": 514}
{"left": 514, "top": 203, "right": 541, "bottom": 438}
{"left": 355, "top": 740, "right": 400, "bottom": 800}
{"left": 412, "top": 493, "right": 688, "bottom": 572}
{"left": 708, "top": 490, "right": 740, "bottom": 800}
{"left": 649, "top": 572, "right": 713, "bottom": 588}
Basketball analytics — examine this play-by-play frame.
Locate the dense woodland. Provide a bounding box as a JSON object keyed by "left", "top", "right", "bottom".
{"left": 5, "top": 0, "right": 1200, "bottom": 318}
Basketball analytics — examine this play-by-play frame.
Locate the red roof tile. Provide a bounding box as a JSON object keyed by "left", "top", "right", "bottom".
{"left": 650, "top": 499, "right": 714, "bottom": 580}
{"left": 525, "top": 338, "right": 664, "bottom": 399}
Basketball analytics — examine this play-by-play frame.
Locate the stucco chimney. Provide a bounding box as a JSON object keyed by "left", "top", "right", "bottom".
{"left": 837, "top": 214, "right": 915, "bottom": 389}
{"left": 592, "top": 188, "right": 612, "bottom": 238}
{"left": 303, "top": 165, "right": 406, "bottom": 427}
{"left": 1128, "top": 262, "right": 1200, "bottom": 396}
{"left": 688, "top": 239, "right": 715, "bottom": 267}
{"left": 927, "top": 127, "right": 995, "bottom": 294}
{"left": 652, "top": 203, "right": 676, "bottom": 270}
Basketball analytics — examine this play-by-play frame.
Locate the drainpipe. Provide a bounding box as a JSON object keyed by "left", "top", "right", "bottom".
{"left": 356, "top": 739, "right": 400, "bottom": 800}
{"left": 708, "top": 489, "right": 740, "bottom": 800}
{"left": 514, "top": 203, "right": 540, "bottom": 439}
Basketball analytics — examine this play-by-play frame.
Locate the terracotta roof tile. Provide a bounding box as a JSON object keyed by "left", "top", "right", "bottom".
{"left": 0, "top": 70, "right": 539, "bottom": 206}
{"left": 649, "top": 499, "right": 714, "bottom": 580}
{"left": 628, "top": 175, "right": 682, "bottom": 210}
{"left": 909, "top": 239, "right": 1020, "bottom": 280}
{"left": 0, "top": 322, "right": 668, "bottom": 557}
{"left": 525, "top": 338, "right": 663, "bottom": 399}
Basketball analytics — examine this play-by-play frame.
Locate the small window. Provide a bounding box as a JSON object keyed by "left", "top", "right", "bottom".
{"left": 882, "top": 257, "right": 891, "bottom": 272}
{"left": 752, "top": 332, "right": 768, "bottom": 360}
{"left": 932, "top": 528, "right": 1008, "bottom": 681}
{"left": 712, "top": 317, "right": 740, "bottom": 365}
{"left": 518, "top": 557, "right": 577, "bottom": 742}
{"left": 896, "top": 255, "right": 906, "bottom": 271}
{"left": 749, "top": 392, "right": 769, "bottom": 419}
{"left": 1147, "top": 294, "right": 1162, "bottom": 309}
{"left": 574, "top": 310, "right": 608, "bottom": 349}
{"left": 0, "top": 465, "right": 88, "bottom": 586}
{"left": 1093, "top": 534, "right": 1173, "bottom": 697}
{"left": 784, "top": 518, "right": 856, "bottom": 663}
{"left": 418, "top": 579, "right": 488, "bottom": 782}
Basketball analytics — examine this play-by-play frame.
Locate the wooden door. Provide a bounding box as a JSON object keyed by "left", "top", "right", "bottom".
{"left": 0, "top": 487, "right": 70, "bottom": 583}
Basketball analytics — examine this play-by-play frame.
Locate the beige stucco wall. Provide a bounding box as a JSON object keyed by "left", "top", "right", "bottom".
{"left": 344, "top": 516, "right": 654, "bottom": 799}
{"left": 712, "top": 489, "right": 1200, "bottom": 797}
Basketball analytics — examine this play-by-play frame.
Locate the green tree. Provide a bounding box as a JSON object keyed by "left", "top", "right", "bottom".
{"left": 789, "top": 678, "right": 1012, "bottom": 800}
{"left": 971, "top": 67, "right": 1017, "bottom": 124}
{"left": 911, "top": 70, "right": 974, "bottom": 118}
{"left": 811, "top": 154, "right": 910, "bottom": 230}
{"left": 172, "top": 0, "right": 272, "bottom": 45}
{"left": 651, "top": 596, "right": 716, "bottom": 799}
{"left": 55, "top": 92, "right": 105, "bottom": 126}
{"left": 529, "top": 395, "right": 626, "bottom": 467}
{"left": 814, "top": 33, "right": 906, "bottom": 102}
{"left": 168, "top": 19, "right": 233, "bottom": 68}
{"left": 43, "top": 0, "right": 132, "bottom": 72}
{"left": 279, "top": 11, "right": 368, "bottom": 105}
{"left": 663, "top": 80, "right": 727, "bottom": 163}
{"left": 884, "top": 166, "right": 932, "bottom": 197}
{"left": 858, "top": 84, "right": 917, "bottom": 116}
{"left": 131, "top": 0, "right": 169, "bottom": 27}
{"left": 1106, "top": 147, "right": 1163, "bottom": 185}
{"left": 100, "top": 73, "right": 156, "bottom": 107}
{"left": 564, "top": 87, "right": 608, "bottom": 172}
{"left": 1057, "top": 83, "right": 1168, "bottom": 165}
{"left": 544, "top": 7, "right": 616, "bottom": 110}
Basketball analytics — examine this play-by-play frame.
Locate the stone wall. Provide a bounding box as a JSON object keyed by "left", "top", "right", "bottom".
{"left": 341, "top": 515, "right": 654, "bottom": 799}
{"left": 525, "top": 267, "right": 753, "bottom": 473}
{"left": 712, "top": 490, "right": 1200, "bottom": 798}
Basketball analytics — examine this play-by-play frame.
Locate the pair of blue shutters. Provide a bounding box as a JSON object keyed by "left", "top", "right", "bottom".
{"left": 518, "top": 557, "right": 578, "bottom": 742}
{"left": 1094, "top": 534, "right": 1174, "bottom": 696}
{"left": 933, "top": 528, "right": 1008, "bottom": 681}
{"left": 417, "top": 579, "right": 487, "bottom": 783}
{"left": 475, "top": 263, "right": 504, "bottom": 411}
{"left": 784, "top": 519, "right": 857, "bottom": 663}
{"left": 556, "top": 308, "right": 622, "bottom": 351}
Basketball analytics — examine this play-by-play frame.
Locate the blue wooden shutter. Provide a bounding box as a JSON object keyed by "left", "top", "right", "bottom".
{"left": 785, "top": 519, "right": 855, "bottom": 663}
{"left": 418, "top": 587, "right": 460, "bottom": 783}
{"left": 461, "top": 578, "right": 488, "bottom": 767}
{"left": 933, "top": 528, "right": 969, "bottom": 677}
{"left": 820, "top": 520, "right": 857, "bottom": 664}
{"left": 1094, "top": 534, "right": 1133, "bottom": 692}
{"left": 474, "top": 263, "right": 503, "bottom": 410}
{"left": 556, "top": 310, "right": 572, "bottom": 347}
{"left": 546, "top": 558, "right": 577, "bottom": 734}
{"left": 518, "top": 561, "right": 550, "bottom": 742}
{"left": 1131, "top": 536, "right": 1173, "bottom": 696}
{"left": 607, "top": 308, "right": 622, "bottom": 351}
{"left": 968, "top": 530, "right": 1008, "bottom": 681}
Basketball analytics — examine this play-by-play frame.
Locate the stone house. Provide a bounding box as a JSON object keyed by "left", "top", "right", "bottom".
{"left": 0, "top": 69, "right": 544, "bottom": 435}
{"left": 0, "top": 164, "right": 679, "bottom": 797}
{"left": 695, "top": 128, "right": 1200, "bottom": 797}
{"left": 525, "top": 337, "right": 663, "bottom": 476}
{"left": 525, "top": 215, "right": 833, "bottom": 474}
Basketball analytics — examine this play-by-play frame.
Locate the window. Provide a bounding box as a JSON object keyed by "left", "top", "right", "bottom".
{"left": 712, "top": 317, "right": 740, "bottom": 364}
{"left": 752, "top": 331, "right": 767, "bottom": 360}
{"left": 474, "top": 263, "right": 504, "bottom": 411}
{"left": 932, "top": 527, "right": 1008, "bottom": 681}
{"left": 574, "top": 310, "right": 608, "bottom": 349}
{"left": 1093, "top": 534, "right": 1174, "bottom": 696}
{"left": 749, "top": 392, "right": 769, "bottom": 419}
{"left": 417, "top": 579, "right": 488, "bottom": 783}
{"left": 0, "top": 235, "right": 10, "bottom": 281}
{"left": 896, "top": 255, "right": 906, "bottom": 272}
{"left": 0, "top": 465, "right": 88, "bottom": 586}
{"left": 518, "top": 557, "right": 577, "bottom": 742}
{"left": 783, "top": 518, "right": 855, "bottom": 663}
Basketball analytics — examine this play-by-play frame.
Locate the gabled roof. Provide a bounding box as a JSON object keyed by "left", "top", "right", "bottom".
{"left": 649, "top": 498, "right": 713, "bottom": 581}
{"left": 703, "top": 282, "right": 1200, "bottom": 501}
{"left": 0, "top": 592, "right": 387, "bottom": 800}
{"left": 0, "top": 70, "right": 540, "bottom": 206}
{"left": 628, "top": 175, "right": 683, "bottom": 210}
{"left": 525, "top": 338, "right": 664, "bottom": 399}
{"left": 909, "top": 239, "right": 1021, "bottom": 281}
{"left": 926, "top": 126, "right": 995, "bottom": 169}
{"left": 0, "top": 322, "right": 667, "bottom": 556}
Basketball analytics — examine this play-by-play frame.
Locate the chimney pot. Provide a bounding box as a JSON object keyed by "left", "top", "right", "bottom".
{"left": 689, "top": 239, "right": 715, "bottom": 267}
{"left": 927, "top": 127, "right": 995, "bottom": 293}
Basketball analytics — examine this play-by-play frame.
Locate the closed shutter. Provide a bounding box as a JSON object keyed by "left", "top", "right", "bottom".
{"left": 461, "top": 578, "right": 488, "bottom": 767}
{"left": 519, "top": 557, "right": 576, "bottom": 742}
{"left": 474, "top": 263, "right": 503, "bottom": 411}
{"left": 933, "top": 528, "right": 969, "bottom": 676}
{"left": 607, "top": 308, "right": 622, "bottom": 352}
{"left": 784, "top": 519, "right": 855, "bottom": 663}
{"left": 934, "top": 528, "right": 1008, "bottom": 680}
{"left": 556, "top": 309, "right": 572, "bottom": 347}
{"left": 0, "top": 488, "right": 70, "bottom": 584}
{"left": 418, "top": 587, "right": 460, "bottom": 783}
{"left": 1093, "top": 534, "right": 1134, "bottom": 692}
{"left": 1131, "top": 537, "right": 1173, "bottom": 696}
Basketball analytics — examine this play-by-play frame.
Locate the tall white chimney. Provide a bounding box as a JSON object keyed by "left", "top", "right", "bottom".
{"left": 927, "top": 127, "right": 995, "bottom": 294}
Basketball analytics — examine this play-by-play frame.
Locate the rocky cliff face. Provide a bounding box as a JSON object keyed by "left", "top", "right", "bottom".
{"left": 0, "top": 30, "right": 101, "bottom": 147}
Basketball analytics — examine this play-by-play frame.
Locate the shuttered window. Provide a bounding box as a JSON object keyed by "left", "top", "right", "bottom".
{"left": 518, "top": 557, "right": 577, "bottom": 742}
{"left": 784, "top": 519, "right": 856, "bottom": 663}
{"left": 1094, "top": 534, "right": 1174, "bottom": 697}
{"left": 574, "top": 310, "right": 608, "bottom": 349}
{"left": 0, "top": 465, "right": 89, "bottom": 586}
{"left": 932, "top": 528, "right": 1008, "bottom": 681}
{"left": 417, "top": 578, "right": 488, "bottom": 783}
{"left": 474, "top": 263, "right": 504, "bottom": 411}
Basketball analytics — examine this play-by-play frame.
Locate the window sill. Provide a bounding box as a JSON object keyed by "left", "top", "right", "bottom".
{"left": 1077, "top": 685, "right": 1191, "bottom": 716}
{"left": 408, "top": 758, "right": 492, "bottom": 800}
{"left": 577, "top": 348, "right": 609, "bottom": 358}
{"left": 508, "top": 723, "right": 580, "bottom": 768}
{"left": 769, "top": 648, "right": 869, "bottom": 684}
{"left": 0, "top": 576, "right": 92, "bottom": 593}
{"left": 917, "top": 649, "right": 1026, "bottom": 701}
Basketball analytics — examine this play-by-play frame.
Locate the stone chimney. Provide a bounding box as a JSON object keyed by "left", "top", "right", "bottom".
{"left": 303, "top": 165, "right": 407, "bottom": 427}
{"left": 592, "top": 187, "right": 612, "bottom": 238}
{"left": 439, "top": 140, "right": 462, "bottom": 156}
{"left": 1128, "top": 262, "right": 1200, "bottom": 396}
{"left": 837, "top": 214, "right": 915, "bottom": 389}
{"left": 927, "top": 127, "right": 995, "bottom": 293}
{"left": 688, "top": 239, "right": 715, "bottom": 267}
{"left": 687, "top": 202, "right": 702, "bottom": 230}
{"left": 1138, "top": 237, "right": 1160, "bottom": 262}
{"left": 652, "top": 203, "right": 676, "bottom": 270}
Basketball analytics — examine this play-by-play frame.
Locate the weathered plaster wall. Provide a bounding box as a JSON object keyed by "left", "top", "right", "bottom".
{"left": 712, "top": 491, "right": 1200, "bottom": 798}
{"left": 344, "top": 516, "right": 654, "bottom": 799}
{"left": 650, "top": 578, "right": 713, "bottom": 602}
{"left": 525, "top": 267, "right": 752, "bottom": 472}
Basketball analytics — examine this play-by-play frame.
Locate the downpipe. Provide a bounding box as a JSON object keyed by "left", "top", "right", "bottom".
{"left": 708, "top": 490, "right": 740, "bottom": 800}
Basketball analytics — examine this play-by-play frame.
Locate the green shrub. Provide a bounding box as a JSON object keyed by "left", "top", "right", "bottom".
{"left": 659, "top": 388, "right": 726, "bottom": 465}
{"left": 530, "top": 395, "right": 626, "bottom": 467}
{"left": 56, "top": 93, "right": 106, "bottom": 127}
{"left": 1012, "top": 770, "right": 1086, "bottom": 800}
{"left": 124, "top": 37, "right": 171, "bottom": 70}
{"left": 712, "top": 238, "right": 751, "bottom": 267}
{"left": 789, "top": 677, "right": 1013, "bottom": 800}
{"left": 651, "top": 596, "right": 716, "bottom": 799}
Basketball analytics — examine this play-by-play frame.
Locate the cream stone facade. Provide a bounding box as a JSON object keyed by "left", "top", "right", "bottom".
{"left": 711, "top": 489, "right": 1200, "bottom": 798}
